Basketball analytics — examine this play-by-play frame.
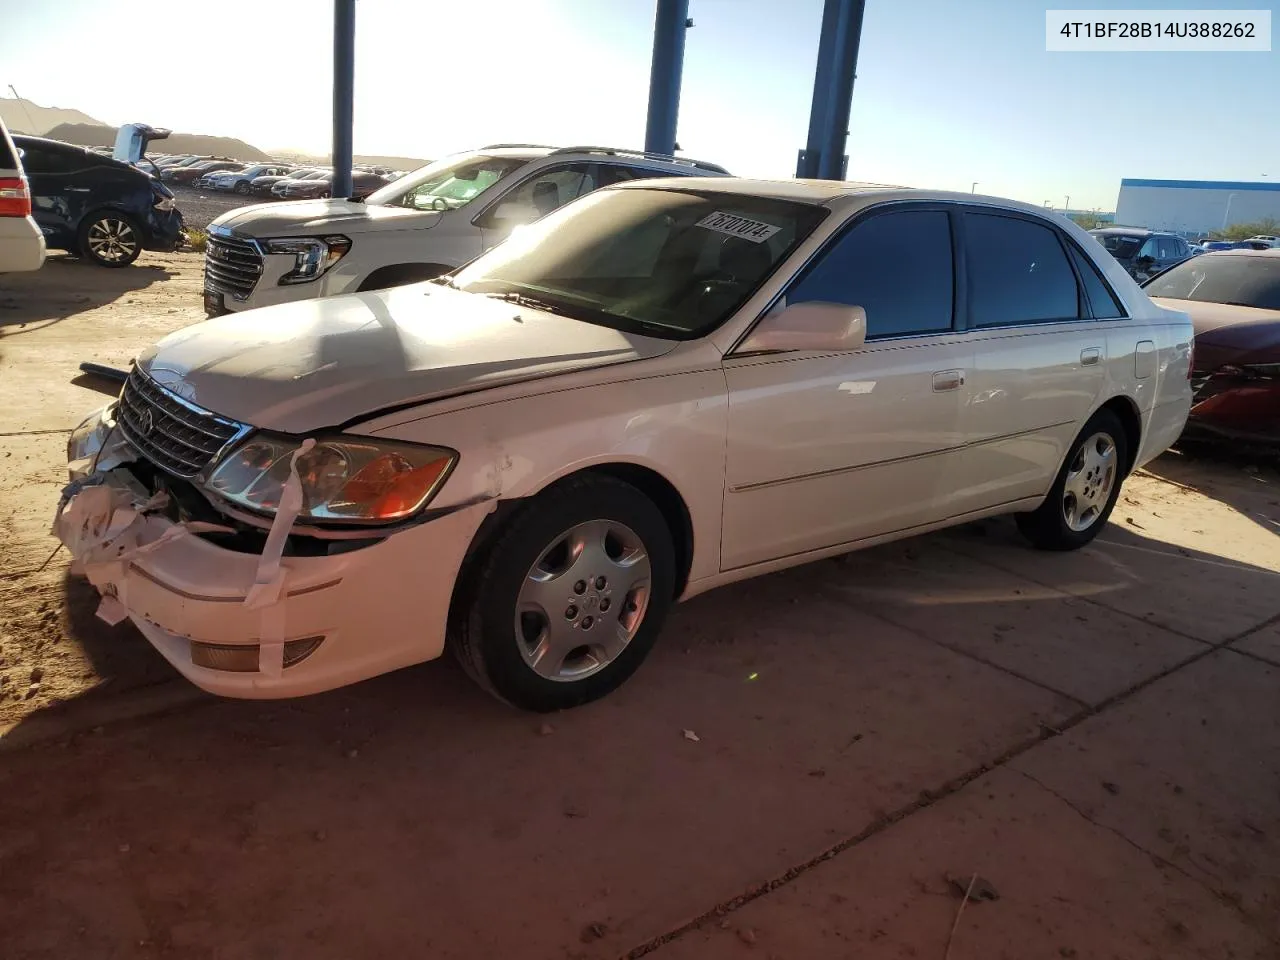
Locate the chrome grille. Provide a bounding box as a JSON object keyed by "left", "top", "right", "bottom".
{"left": 116, "top": 369, "right": 248, "bottom": 479}
{"left": 204, "top": 233, "right": 263, "bottom": 300}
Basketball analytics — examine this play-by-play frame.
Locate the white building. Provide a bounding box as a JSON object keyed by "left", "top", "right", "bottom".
{"left": 1115, "top": 179, "right": 1280, "bottom": 236}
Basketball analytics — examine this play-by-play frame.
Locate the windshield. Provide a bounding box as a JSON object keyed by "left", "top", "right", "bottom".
{"left": 1091, "top": 232, "right": 1143, "bottom": 258}
{"left": 1145, "top": 254, "right": 1280, "bottom": 309}
{"left": 450, "top": 187, "right": 829, "bottom": 340}
{"left": 365, "top": 153, "right": 529, "bottom": 211}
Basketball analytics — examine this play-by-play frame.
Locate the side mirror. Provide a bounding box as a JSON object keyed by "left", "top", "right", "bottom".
{"left": 738, "top": 301, "right": 867, "bottom": 354}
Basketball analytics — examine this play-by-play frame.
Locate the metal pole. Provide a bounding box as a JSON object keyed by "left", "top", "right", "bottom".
{"left": 332, "top": 0, "right": 356, "bottom": 199}
{"left": 796, "top": 0, "right": 867, "bottom": 180}
{"left": 644, "top": 0, "right": 691, "bottom": 156}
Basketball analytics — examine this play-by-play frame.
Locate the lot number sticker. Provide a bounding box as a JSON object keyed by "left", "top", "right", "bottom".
{"left": 696, "top": 211, "right": 781, "bottom": 244}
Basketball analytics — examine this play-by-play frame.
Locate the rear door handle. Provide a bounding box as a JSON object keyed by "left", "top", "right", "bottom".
{"left": 1081, "top": 347, "right": 1101, "bottom": 366}
{"left": 932, "top": 369, "right": 965, "bottom": 392}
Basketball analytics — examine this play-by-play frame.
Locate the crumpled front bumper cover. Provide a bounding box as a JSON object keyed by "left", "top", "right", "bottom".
{"left": 51, "top": 465, "right": 491, "bottom": 699}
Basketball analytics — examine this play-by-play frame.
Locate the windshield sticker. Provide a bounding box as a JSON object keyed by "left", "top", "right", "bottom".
{"left": 696, "top": 211, "right": 782, "bottom": 244}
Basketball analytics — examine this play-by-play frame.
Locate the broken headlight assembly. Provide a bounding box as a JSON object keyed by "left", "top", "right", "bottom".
{"left": 204, "top": 434, "right": 457, "bottom": 525}
{"left": 261, "top": 235, "right": 351, "bottom": 285}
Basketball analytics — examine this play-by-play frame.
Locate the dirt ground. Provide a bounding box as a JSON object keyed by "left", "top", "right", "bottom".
{"left": 169, "top": 184, "right": 258, "bottom": 232}
{"left": 0, "top": 254, "right": 1277, "bottom": 959}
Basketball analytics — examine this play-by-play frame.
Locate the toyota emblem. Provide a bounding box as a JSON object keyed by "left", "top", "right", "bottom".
{"left": 136, "top": 407, "right": 154, "bottom": 437}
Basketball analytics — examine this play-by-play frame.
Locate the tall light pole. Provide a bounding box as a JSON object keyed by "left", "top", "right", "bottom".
{"left": 971, "top": 181, "right": 978, "bottom": 193}
{"left": 1064, "top": 195, "right": 1070, "bottom": 212}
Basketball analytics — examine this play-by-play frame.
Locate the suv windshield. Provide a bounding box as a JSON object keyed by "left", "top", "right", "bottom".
{"left": 450, "top": 187, "right": 829, "bottom": 340}
{"left": 1144, "top": 254, "right": 1280, "bottom": 309}
{"left": 366, "top": 154, "right": 529, "bottom": 211}
{"left": 1092, "top": 232, "right": 1143, "bottom": 258}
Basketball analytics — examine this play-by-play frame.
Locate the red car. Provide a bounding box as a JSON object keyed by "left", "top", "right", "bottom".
{"left": 1145, "top": 249, "right": 1280, "bottom": 444}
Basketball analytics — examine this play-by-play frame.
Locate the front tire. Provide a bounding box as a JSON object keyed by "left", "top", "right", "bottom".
{"left": 1016, "top": 408, "right": 1128, "bottom": 551}
{"left": 78, "top": 212, "right": 142, "bottom": 267}
{"left": 234, "top": 181, "right": 251, "bottom": 195}
{"left": 448, "top": 475, "right": 676, "bottom": 711}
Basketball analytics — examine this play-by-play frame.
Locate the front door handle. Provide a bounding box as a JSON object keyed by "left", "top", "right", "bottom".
{"left": 932, "top": 369, "right": 965, "bottom": 392}
{"left": 1081, "top": 347, "right": 1101, "bottom": 366}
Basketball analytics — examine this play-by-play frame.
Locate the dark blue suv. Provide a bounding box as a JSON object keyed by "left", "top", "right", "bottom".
{"left": 12, "top": 135, "right": 183, "bottom": 267}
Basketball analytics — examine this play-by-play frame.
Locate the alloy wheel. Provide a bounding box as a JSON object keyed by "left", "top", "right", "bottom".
{"left": 86, "top": 217, "right": 138, "bottom": 264}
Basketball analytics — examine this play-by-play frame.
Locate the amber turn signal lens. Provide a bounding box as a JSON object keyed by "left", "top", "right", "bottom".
{"left": 343, "top": 452, "right": 452, "bottom": 521}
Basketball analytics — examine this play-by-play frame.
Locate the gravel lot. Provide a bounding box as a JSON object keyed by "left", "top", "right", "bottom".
{"left": 171, "top": 184, "right": 262, "bottom": 231}
{"left": 0, "top": 255, "right": 1277, "bottom": 959}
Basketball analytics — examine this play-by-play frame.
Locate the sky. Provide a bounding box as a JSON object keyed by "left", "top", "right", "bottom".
{"left": 2, "top": 0, "right": 1277, "bottom": 210}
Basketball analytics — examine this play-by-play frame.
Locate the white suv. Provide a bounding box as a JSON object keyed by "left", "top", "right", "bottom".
{"left": 0, "top": 117, "right": 45, "bottom": 273}
{"left": 202, "top": 144, "right": 728, "bottom": 316}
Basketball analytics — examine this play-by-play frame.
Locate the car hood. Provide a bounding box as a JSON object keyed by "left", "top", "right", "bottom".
{"left": 1152, "top": 297, "right": 1280, "bottom": 368}
{"left": 137, "top": 284, "right": 677, "bottom": 434}
{"left": 209, "top": 198, "right": 437, "bottom": 236}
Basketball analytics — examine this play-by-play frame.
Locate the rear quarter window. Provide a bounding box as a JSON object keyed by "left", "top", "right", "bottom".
{"left": 0, "top": 132, "right": 16, "bottom": 171}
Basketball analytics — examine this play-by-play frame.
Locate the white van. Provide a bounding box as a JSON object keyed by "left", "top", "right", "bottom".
{"left": 202, "top": 144, "right": 727, "bottom": 316}
{"left": 0, "top": 117, "right": 46, "bottom": 273}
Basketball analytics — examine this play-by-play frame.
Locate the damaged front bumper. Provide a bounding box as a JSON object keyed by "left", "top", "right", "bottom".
{"left": 52, "top": 449, "right": 491, "bottom": 699}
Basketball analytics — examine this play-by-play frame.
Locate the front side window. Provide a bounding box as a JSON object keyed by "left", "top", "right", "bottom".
{"left": 1144, "top": 255, "right": 1280, "bottom": 309}
{"left": 1137, "top": 237, "right": 1160, "bottom": 259}
{"left": 477, "top": 164, "right": 597, "bottom": 227}
{"left": 365, "top": 154, "right": 527, "bottom": 212}
{"left": 786, "top": 209, "right": 954, "bottom": 338}
{"left": 450, "top": 187, "right": 828, "bottom": 340}
{"left": 967, "top": 213, "right": 1079, "bottom": 326}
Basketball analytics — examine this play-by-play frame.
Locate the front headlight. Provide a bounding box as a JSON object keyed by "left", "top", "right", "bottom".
{"left": 68, "top": 404, "right": 115, "bottom": 477}
{"left": 261, "top": 235, "right": 351, "bottom": 285}
{"left": 205, "top": 433, "right": 456, "bottom": 525}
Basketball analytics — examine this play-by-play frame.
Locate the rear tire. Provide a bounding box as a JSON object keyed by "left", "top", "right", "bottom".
{"left": 1016, "top": 408, "right": 1128, "bottom": 551}
{"left": 448, "top": 474, "right": 676, "bottom": 712}
{"left": 234, "top": 181, "right": 251, "bottom": 195}
{"left": 78, "top": 212, "right": 142, "bottom": 267}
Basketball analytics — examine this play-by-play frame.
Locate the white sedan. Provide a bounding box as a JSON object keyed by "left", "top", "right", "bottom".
{"left": 58, "top": 179, "right": 1193, "bottom": 711}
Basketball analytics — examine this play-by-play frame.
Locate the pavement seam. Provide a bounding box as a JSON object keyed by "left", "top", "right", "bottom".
{"left": 1223, "top": 645, "right": 1280, "bottom": 669}
{"left": 626, "top": 597, "right": 1276, "bottom": 957}
{"left": 933, "top": 537, "right": 1223, "bottom": 648}
{"left": 1010, "top": 767, "right": 1279, "bottom": 947}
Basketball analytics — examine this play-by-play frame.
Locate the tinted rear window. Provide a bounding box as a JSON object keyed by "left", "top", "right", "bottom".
{"left": 1145, "top": 255, "right": 1280, "bottom": 310}
{"left": 1092, "top": 233, "right": 1143, "bottom": 259}
{"left": 0, "top": 131, "right": 16, "bottom": 170}
{"left": 967, "top": 213, "right": 1080, "bottom": 326}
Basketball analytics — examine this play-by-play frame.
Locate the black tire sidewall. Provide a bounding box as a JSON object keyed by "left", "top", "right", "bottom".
{"left": 1020, "top": 408, "right": 1128, "bottom": 550}
{"left": 462, "top": 477, "right": 676, "bottom": 711}
{"left": 235, "top": 181, "right": 250, "bottom": 194}
{"left": 78, "top": 211, "right": 142, "bottom": 267}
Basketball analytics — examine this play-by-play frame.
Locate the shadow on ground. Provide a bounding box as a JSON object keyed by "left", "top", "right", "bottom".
{"left": 0, "top": 256, "right": 173, "bottom": 333}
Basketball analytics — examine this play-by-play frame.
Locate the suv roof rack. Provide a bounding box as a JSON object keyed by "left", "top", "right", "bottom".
{"left": 480, "top": 143, "right": 557, "bottom": 150}
{"left": 547, "top": 145, "right": 729, "bottom": 175}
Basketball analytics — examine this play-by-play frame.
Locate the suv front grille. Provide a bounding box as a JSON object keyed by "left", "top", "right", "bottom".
{"left": 117, "top": 369, "right": 248, "bottom": 479}
{"left": 205, "top": 233, "right": 263, "bottom": 300}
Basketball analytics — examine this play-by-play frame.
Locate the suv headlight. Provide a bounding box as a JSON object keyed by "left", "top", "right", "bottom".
{"left": 205, "top": 433, "right": 456, "bottom": 525}
{"left": 262, "top": 235, "right": 351, "bottom": 285}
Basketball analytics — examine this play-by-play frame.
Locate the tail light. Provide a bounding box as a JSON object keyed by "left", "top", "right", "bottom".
{"left": 152, "top": 181, "right": 177, "bottom": 212}
{"left": 0, "top": 176, "right": 32, "bottom": 217}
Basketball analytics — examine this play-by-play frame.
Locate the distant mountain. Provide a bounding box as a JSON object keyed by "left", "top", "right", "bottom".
{"left": 0, "top": 96, "right": 103, "bottom": 135}
{"left": 40, "top": 123, "right": 271, "bottom": 162}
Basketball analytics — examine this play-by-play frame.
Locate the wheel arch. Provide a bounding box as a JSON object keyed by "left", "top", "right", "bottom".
{"left": 357, "top": 262, "right": 454, "bottom": 291}
{"left": 1098, "top": 394, "right": 1142, "bottom": 475}
{"left": 459, "top": 461, "right": 697, "bottom": 601}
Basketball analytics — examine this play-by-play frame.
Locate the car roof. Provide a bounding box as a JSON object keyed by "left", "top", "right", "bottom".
{"left": 471, "top": 144, "right": 729, "bottom": 174}
{"left": 1089, "top": 227, "right": 1167, "bottom": 237}
{"left": 608, "top": 176, "right": 1097, "bottom": 219}
{"left": 1201, "top": 248, "right": 1280, "bottom": 258}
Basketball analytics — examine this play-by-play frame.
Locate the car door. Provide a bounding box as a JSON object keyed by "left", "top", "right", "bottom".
{"left": 475, "top": 162, "right": 597, "bottom": 250}
{"left": 950, "top": 209, "right": 1115, "bottom": 511}
{"left": 15, "top": 141, "right": 85, "bottom": 247}
{"left": 720, "top": 205, "right": 972, "bottom": 570}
